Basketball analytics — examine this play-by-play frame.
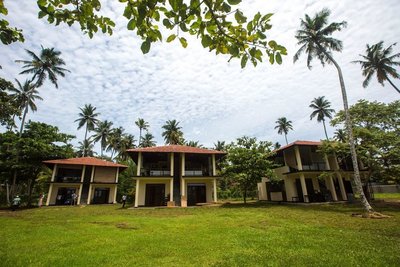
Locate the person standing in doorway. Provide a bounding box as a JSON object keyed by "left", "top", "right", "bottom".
{"left": 121, "top": 195, "right": 127, "bottom": 208}
{"left": 11, "top": 195, "right": 21, "bottom": 211}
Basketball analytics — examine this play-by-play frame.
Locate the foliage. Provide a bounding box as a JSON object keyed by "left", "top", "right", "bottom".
{"left": 135, "top": 118, "right": 149, "bottom": 147}
{"left": 214, "top": 140, "right": 226, "bottom": 151}
{"left": 26, "top": 0, "right": 287, "bottom": 68}
{"left": 92, "top": 120, "right": 113, "bottom": 156}
{"left": 116, "top": 158, "right": 136, "bottom": 203}
{"left": 0, "top": 2, "right": 24, "bottom": 44}
{"left": 222, "top": 136, "right": 274, "bottom": 203}
{"left": 141, "top": 132, "right": 156, "bottom": 147}
{"left": 353, "top": 41, "right": 400, "bottom": 94}
{"left": 15, "top": 46, "right": 70, "bottom": 88}
{"left": 161, "top": 119, "right": 184, "bottom": 145}
{"left": 186, "top": 140, "right": 203, "bottom": 148}
{"left": 75, "top": 104, "right": 100, "bottom": 156}
{"left": 0, "top": 121, "right": 75, "bottom": 205}
{"left": 0, "top": 77, "right": 20, "bottom": 128}
{"left": 274, "top": 117, "right": 293, "bottom": 145}
{"left": 309, "top": 96, "right": 335, "bottom": 140}
{"left": 331, "top": 100, "right": 400, "bottom": 183}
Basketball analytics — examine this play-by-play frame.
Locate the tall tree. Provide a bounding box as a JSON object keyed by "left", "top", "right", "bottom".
{"left": 334, "top": 129, "right": 347, "bottom": 142}
{"left": 353, "top": 41, "right": 400, "bottom": 94}
{"left": 309, "top": 96, "right": 335, "bottom": 140}
{"left": 8, "top": 80, "right": 42, "bottom": 134}
{"left": 294, "top": 9, "right": 373, "bottom": 212}
{"left": 135, "top": 118, "right": 149, "bottom": 147}
{"left": 0, "top": 78, "right": 21, "bottom": 129}
{"left": 76, "top": 139, "right": 95, "bottom": 157}
{"left": 141, "top": 132, "right": 156, "bottom": 148}
{"left": 214, "top": 141, "right": 226, "bottom": 151}
{"left": 92, "top": 120, "right": 113, "bottom": 157}
{"left": 186, "top": 140, "right": 203, "bottom": 148}
{"left": 274, "top": 117, "right": 293, "bottom": 145}
{"left": 15, "top": 46, "right": 70, "bottom": 88}
{"left": 75, "top": 104, "right": 99, "bottom": 156}
{"left": 106, "top": 127, "right": 125, "bottom": 160}
{"left": 162, "top": 119, "right": 184, "bottom": 145}
{"left": 118, "top": 134, "right": 136, "bottom": 161}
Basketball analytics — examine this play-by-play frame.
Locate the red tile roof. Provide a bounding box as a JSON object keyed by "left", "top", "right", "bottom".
{"left": 127, "top": 145, "right": 226, "bottom": 155}
{"left": 43, "top": 157, "right": 127, "bottom": 169}
{"left": 274, "top": 140, "right": 322, "bottom": 153}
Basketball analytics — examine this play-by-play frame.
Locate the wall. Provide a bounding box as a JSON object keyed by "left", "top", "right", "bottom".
{"left": 137, "top": 178, "right": 171, "bottom": 206}
{"left": 182, "top": 178, "right": 214, "bottom": 203}
{"left": 48, "top": 184, "right": 81, "bottom": 205}
{"left": 93, "top": 166, "right": 117, "bottom": 183}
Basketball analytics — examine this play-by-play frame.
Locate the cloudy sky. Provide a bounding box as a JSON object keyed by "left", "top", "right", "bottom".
{"left": 1, "top": 0, "right": 399, "bottom": 152}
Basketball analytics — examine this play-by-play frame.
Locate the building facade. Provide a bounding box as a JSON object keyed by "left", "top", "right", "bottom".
{"left": 43, "top": 157, "right": 127, "bottom": 205}
{"left": 258, "top": 141, "right": 364, "bottom": 203}
{"left": 127, "top": 145, "right": 226, "bottom": 207}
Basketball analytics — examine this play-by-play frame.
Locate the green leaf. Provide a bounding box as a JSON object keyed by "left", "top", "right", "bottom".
{"left": 38, "top": 11, "right": 47, "bottom": 19}
{"left": 222, "top": 3, "right": 231, "bottom": 12}
{"left": 275, "top": 52, "right": 282, "bottom": 64}
{"left": 163, "top": 18, "right": 172, "bottom": 28}
{"left": 269, "top": 53, "right": 274, "bottom": 64}
{"left": 201, "top": 35, "right": 212, "bottom": 48}
{"left": 268, "top": 40, "right": 277, "bottom": 49}
{"left": 234, "top": 10, "right": 246, "bottom": 24}
{"left": 166, "top": 34, "right": 176, "bottom": 42}
{"left": 241, "top": 54, "right": 248, "bottom": 68}
{"left": 228, "top": 0, "right": 241, "bottom": 5}
{"left": 37, "top": 0, "right": 47, "bottom": 7}
{"left": 127, "top": 19, "right": 136, "bottom": 30}
{"left": 229, "top": 45, "right": 239, "bottom": 57}
{"left": 141, "top": 40, "right": 151, "bottom": 54}
{"left": 179, "top": 37, "right": 188, "bottom": 48}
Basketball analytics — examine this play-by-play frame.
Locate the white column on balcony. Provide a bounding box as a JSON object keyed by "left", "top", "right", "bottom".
{"left": 212, "top": 154, "right": 216, "bottom": 176}
{"left": 134, "top": 179, "right": 140, "bottom": 207}
{"left": 213, "top": 178, "right": 217, "bottom": 202}
{"left": 170, "top": 153, "right": 174, "bottom": 176}
{"left": 294, "top": 146, "right": 303, "bottom": 170}
{"left": 90, "top": 166, "right": 95, "bottom": 183}
{"left": 136, "top": 152, "right": 142, "bottom": 176}
{"left": 170, "top": 178, "right": 174, "bottom": 202}
{"left": 51, "top": 164, "right": 57, "bottom": 182}
{"left": 181, "top": 153, "right": 185, "bottom": 176}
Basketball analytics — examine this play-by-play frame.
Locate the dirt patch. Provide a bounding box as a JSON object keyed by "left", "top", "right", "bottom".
{"left": 115, "top": 222, "right": 137, "bottom": 230}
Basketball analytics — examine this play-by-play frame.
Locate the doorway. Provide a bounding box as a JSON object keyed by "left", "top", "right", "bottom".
{"left": 92, "top": 188, "right": 110, "bottom": 204}
{"left": 187, "top": 184, "right": 206, "bottom": 206}
{"left": 55, "top": 187, "right": 76, "bottom": 205}
{"left": 145, "top": 184, "right": 166, "bottom": 206}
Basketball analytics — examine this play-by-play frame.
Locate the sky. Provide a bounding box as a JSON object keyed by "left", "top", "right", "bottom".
{"left": 1, "top": 0, "right": 399, "bottom": 153}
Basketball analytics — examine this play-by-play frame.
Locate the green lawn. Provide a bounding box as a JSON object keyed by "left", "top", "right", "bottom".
{"left": 1, "top": 202, "right": 399, "bottom": 266}
{"left": 374, "top": 193, "right": 400, "bottom": 200}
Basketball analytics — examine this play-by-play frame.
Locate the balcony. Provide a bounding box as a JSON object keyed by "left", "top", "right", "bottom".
{"left": 141, "top": 168, "right": 171, "bottom": 176}
{"left": 288, "top": 162, "right": 328, "bottom": 173}
{"left": 55, "top": 176, "right": 81, "bottom": 183}
{"left": 184, "top": 169, "right": 211, "bottom": 176}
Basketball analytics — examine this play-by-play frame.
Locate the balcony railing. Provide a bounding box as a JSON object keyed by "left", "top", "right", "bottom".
{"left": 55, "top": 176, "right": 81, "bottom": 183}
{"left": 288, "top": 163, "right": 328, "bottom": 173}
{"left": 184, "top": 169, "right": 211, "bottom": 176}
{"left": 141, "top": 169, "right": 171, "bottom": 176}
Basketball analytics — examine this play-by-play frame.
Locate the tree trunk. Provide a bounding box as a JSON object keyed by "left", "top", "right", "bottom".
{"left": 243, "top": 189, "right": 247, "bottom": 204}
{"left": 385, "top": 76, "right": 400, "bottom": 94}
{"left": 139, "top": 129, "right": 142, "bottom": 147}
{"left": 84, "top": 125, "right": 88, "bottom": 157}
{"left": 284, "top": 134, "right": 288, "bottom": 145}
{"left": 19, "top": 104, "right": 29, "bottom": 135}
{"left": 322, "top": 119, "right": 329, "bottom": 140}
{"left": 322, "top": 50, "right": 373, "bottom": 213}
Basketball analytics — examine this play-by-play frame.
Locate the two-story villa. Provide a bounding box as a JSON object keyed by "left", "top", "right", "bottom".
{"left": 127, "top": 145, "right": 226, "bottom": 207}
{"left": 258, "top": 141, "right": 362, "bottom": 203}
{"left": 43, "top": 157, "right": 127, "bottom": 205}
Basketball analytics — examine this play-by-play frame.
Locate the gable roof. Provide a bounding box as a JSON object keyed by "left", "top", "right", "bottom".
{"left": 43, "top": 157, "right": 127, "bottom": 169}
{"left": 127, "top": 145, "right": 226, "bottom": 155}
{"left": 274, "top": 140, "right": 322, "bottom": 153}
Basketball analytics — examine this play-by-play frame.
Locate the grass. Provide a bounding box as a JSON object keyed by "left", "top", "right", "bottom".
{"left": 374, "top": 193, "right": 400, "bottom": 200}
{"left": 1, "top": 202, "right": 399, "bottom": 267}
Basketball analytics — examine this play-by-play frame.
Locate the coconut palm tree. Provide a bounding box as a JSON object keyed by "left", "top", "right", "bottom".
{"left": 309, "top": 96, "right": 335, "bottom": 140}
{"left": 214, "top": 140, "right": 226, "bottom": 151}
{"left": 186, "top": 140, "right": 203, "bottom": 148}
{"left": 8, "top": 79, "right": 43, "bottom": 134}
{"left": 76, "top": 139, "right": 95, "bottom": 157}
{"left": 274, "top": 117, "right": 293, "bottom": 145}
{"left": 15, "top": 46, "right": 70, "bottom": 88}
{"left": 334, "top": 129, "right": 347, "bottom": 142}
{"left": 141, "top": 132, "right": 156, "bottom": 147}
{"left": 353, "top": 41, "right": 400, "bottom": 94}
{"left": 135, "top": 118, "right": 149, "bottom": 147}
{"left": 92, "top": 120, "right": 113, "bottom": 157}
{"left": 117, "top": 134, "right": 136, "bottom": 161}
{"left": 294, "top": 8, "right": 373, "bottom": 212}
{"left": 106, "top": 127, "right": 124, "bottom": 159}
{"left": 162, "top": 119, "right": 184, "bottom": 145}
{"left": 75, "top": 104, "right": 99, "bottom": 156}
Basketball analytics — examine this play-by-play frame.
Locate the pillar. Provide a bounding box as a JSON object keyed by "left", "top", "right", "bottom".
{"left": 46, "top": 184, "right": 53, "bottom": 206}
{"left": 326, "top": 176, "right": 338, "bottom": 201}
{"left": 90, "top": 166, "right": 95, "bottom": 182}
{"left": 170, "top": 178, "right": 174, "bottom": 201}
{"left": 87, "top": 184, "right": 93, "bottom": 204}
{"left": 299, "top": 174, "right": 308, "bottom": 202}
{"left": 337, "top": 173, "right": 347, "bottom": 200}
{"left": 51, "top": 164, "right": 57, "bottom": 182}
{"left": 115, "top": 167, "right": 119, "bottom": 183}
{"left": 294, "top": 146, "right": 303, "bottom": 170}
{"left": 136, "top": 152, "right": 142, "bottom": 176}
{"left": 213, "top": 178, "right": 217, "bottom": 202}
{"left": 77, "top": 185, "right": 83, "bottom": 205}
{"left": 212, "top": 154, "right": 216, "bottom": 176}
{"left": 113, "top": 185, "right": 118, "bottom": 204}
{"left": 181, "top": 178, "right": 185, "bottom": 196}
{"left": 134, "top": 179, "right": 140, "bottom": 207}
{"left": 181, "top": 153, "right": 185, "bottom": 176}
{"left": 170, "top": 153, "right": 174, "bottom": 176}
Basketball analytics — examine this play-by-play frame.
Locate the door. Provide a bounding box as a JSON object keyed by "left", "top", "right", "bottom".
{"left": 145, "top": 184, "right": 166, "bottom": 206}
{"left": 187, "top": 184, "right": 206, "bottom": 206}
{"left": 92, "top": 188, "right": 110, "bottom": 204}
{"left": 295, "top": 179, "right": 304, "bottom": 202}
{"left": 55, "top": 188, "right": 76, "bottom": 205}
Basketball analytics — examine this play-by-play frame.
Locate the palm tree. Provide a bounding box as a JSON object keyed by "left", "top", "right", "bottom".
{"left": 106, "top": 127, "right": 125, "bottom": 159}
{"left": 118, "top": 134, "right": 136, "bottom": 160}
{"left": 186, "top": 140, "right": 203, "bottom": 148}
{"left": 75, "top": 104, "right": 100, "bottom": 156}
{"left": 353, "top": 41, "right": 400, "bottom": 94}
{"left": 135, "top": 118, "right": 149, "bottom": 147}
{"left": 273, "top": 142, "right": 281, "bottom": 150}
{"left": 334, "top": 129, "right": 347, "bottom": 142}
{"left": 15, "top": 46, "right": 70, "bottom": 88}
{"left": 76, "top": 139, "right": 95, "bottom": 157}
{"left": 141, "top": 132, "right": 156, "bottom": 147}
{"left": 294, "top": 8, "right": 373, "bottom": 212}
{"left": 92, "top": 120, "right": 113, "bottom": 157}
{"left": 274, "top": 117, "right": 293, "bottom": 145}
{"left": 9, "top": 79, "right": 43, "bottom": 134}
{"left": 214, "top": 140, "right": 226, "bottom": 151}
{"left": 309, "top": 96, "right": 335, "bottom": 140}
{"left": 162, "top": 119, "right": 184, "bottom": 145}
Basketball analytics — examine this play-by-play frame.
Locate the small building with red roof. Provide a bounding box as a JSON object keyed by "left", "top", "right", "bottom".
{"left": 43, "top": 157, "right": 127, "bottom": 206}
{"left": 257, "top": 140, "right": 361, "bottom": 203}
{"left": 126, "top": 145, "right": 226, "bottom": 207}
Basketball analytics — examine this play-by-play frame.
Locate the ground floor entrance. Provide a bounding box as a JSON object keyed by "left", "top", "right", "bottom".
{"left": 145, "top": 184, "right": 166, "bottom": 206}
{"left": 187, "top": 184, "right": 206, "bottom": 206}
{"left": 92, "top": 188, "right": 110, "bottom": 204}
{"left": 55, "top": 187, "right": 76, "bottom": 205}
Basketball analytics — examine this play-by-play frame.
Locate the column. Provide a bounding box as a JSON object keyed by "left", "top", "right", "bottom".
{"left": 181, "top": 178, "right": 185, "bottom": 196}
{"left": 134, "top": 179, "right": 140, "bottom": 207}
{"left": 46, "top": 184, "right": 53, "bottom": 206}
{"left": 170, "top": 153, "right": 174, "bottom": 176}
{"left": 213, "top": 178, "right": 217, "bottom": 202}
{"left": 337, "top": 173, "right": 347, "bottom": 200}
{"left": 90, "top": 166, "right": 95, "bottom": 182}
{"left": 51, "top": 164, "right": 57, "bottom": 182}
{"left": 113, "top": 185, "right": 118, "bottom": 204}
{"left": 77, "top": 185, "right": 83, "bottom": 205}
{"left": 115, "top": 167, "right": 119, "bottom": 183}
{"left": 299, "top": 174, "right": 308, "bottom": 202}
{"left": 136, "top": 152, "right": 142, "bottom": 176}
{"left": 181, "top": 153, "right": 185, "bottom": 176}
{"left": 87, "top": 184, "right": 93, "bottom": 204}
{"left": 294, "top": 146, "right": 303, "bottom": 170}
{"left": 327, "top": 176, "right": 338, "bottom": 201}
{"left": 212, "top": 154, "right": 216, "bottom": 176}
{"left": 80, "top": 165, "right": 86, "bottom": 182}
{"left": 170, "top": 178, "right": 174, "bottom": 201}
